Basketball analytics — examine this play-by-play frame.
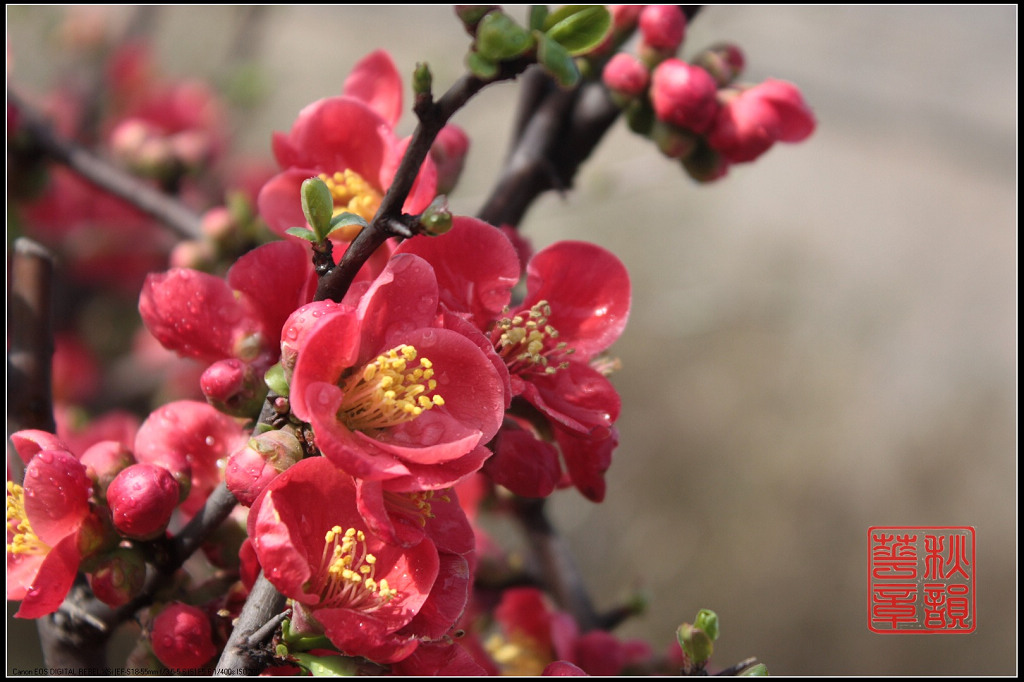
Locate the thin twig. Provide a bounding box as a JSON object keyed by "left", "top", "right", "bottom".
{"left": 8, "top": 87, "right": 204, "bottom": 241}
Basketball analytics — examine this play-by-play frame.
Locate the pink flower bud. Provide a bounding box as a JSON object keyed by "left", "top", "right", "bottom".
{"left": 225, "top": 430, "right": 302, "bottom": 507}
{"left": 609, "top": 5, "right": 644, "bottom": 35}
{"left": 87, "top": 547, "right": 147, "bottom": 608}
{"left": 168, "top": 239, "right": 215, "bottom": 270}
{"left": 430, "top": 124, "right": 470, "bottom": 195}
{"left": 151, "top": 602, "right": 217, "bottom": 671}
{"left": 107, "top": 463, "right": 180, "bottom": 540}
{"left": 280, "top": 300, "right": 344, "bottom": 379}
{"left": 650, "top": 59, "right": 719, "bottom": 134}
{"left": 80, "top": 439, "right": 136, "bottom": 497}
{"left": 707, "top": 79, "right": 815, "bottom": 163}
{"left": 200, "top": 358, "right": 267, "bottom": 418}
{"left": 602, "top": 53, "right": 650, "bottom": 101}
{"left": 692, "top": 42, "right": 746, "bottom": 87}
{"left": 639, "top": 5, "right": 686, "bottom": 53}
{"left": 200, "top": 205, "right": 234, "bottom": 241}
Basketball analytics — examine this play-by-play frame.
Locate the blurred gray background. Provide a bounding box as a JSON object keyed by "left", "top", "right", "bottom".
{"left": 7, "top": 5, "right": 1016, "bottom": 675}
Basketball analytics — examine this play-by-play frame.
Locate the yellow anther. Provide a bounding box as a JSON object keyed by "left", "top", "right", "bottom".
{"left": 316, "top": 169, "right": 384, "bottom": 239}
{"left": 337, "top": 344, "right": 445, "bottom": 432}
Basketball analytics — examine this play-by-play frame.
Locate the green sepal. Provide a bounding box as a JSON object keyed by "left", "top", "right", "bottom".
{"left": 535, "top": 30, "right": 580, "bottom": 88}
{"left": 695, "top": 608, "right": 720, "bottom": 642}
{"left": 326, "top": 211, "right": 369, "bottom": 238}
{"left": 476, "top": 10, "right": 535, "bottom": 61}
{"left": 542, "top": 5, "right": 611, "bottom": 56}
{"left": 528, "top": 5, "right": 549, "bottom": 32}
{"left": 740, "top": 663, "right": 770, "bottom": 676}
{"left": 291, "top": 652, "right": 358, "bottom": 677}
{"left": 264, "top": 362, "right": 289, "bottom": 398}
{"left": 466, "top": 51, "right": 500, "bottom": 80}
{"left": 300, "top": 176, "right": 334, "bottom": 240}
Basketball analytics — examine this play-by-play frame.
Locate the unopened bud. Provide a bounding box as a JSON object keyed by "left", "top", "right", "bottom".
{"left": 677, "top": 622, "right": 714, "bottom": 670}
{"left": 80, "top": 440, "right": 136, "bottom": 498}
{"left": 650, "top": 119, "right": 699, "bottom": 159}
{"left": 151, "top": 602, "right": 217, "bottom": 672}
{"left": 200, "top": 358, "right": 267, "bottom": 418}
{"left": 602, "top": 53, "right": 650, "bottom": 105}
{"left": 681, "top": 138, "right": 729, "bottom": 183}
{"left": 88, "top": 547, "right": 147, "bottom": 608}
{"left": 638, "top": 5, "right": 686, "bottom": 56}
{"left": 107, "top": 463, "right": 180, "bottom": 541}
{"left": 419, "top": 196, "right": 453, "bottom": 236}
{"left": 455, "top": 5, "right": 499, "bottom": 35}
{"left": 692, "top": 43, "right": 746, "bottom": 87}
{"left": 225, "top": 430, "right": 302, "bottom": 507}
{"left": 413, "top": 62, "right": 433, "bottom": 97}
{"left": 280, "top": 301, "right": 343, "bottom": 380}
{"left": 650, "top": 58, "right": 719, "bottom": 134}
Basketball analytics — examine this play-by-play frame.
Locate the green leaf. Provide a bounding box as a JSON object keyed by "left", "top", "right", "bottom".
{"left": 528, "top": 5, "right": 549, "bottom": 32}
{"left": 739, "top": 664, "right": 770, "bottom": 676}
{"left": 285, "top": 226, "right": 318, "bottom": 242}
{"left": 291, "top": 652, "right": 358, "bottom": 677}
{"left": 327, "top": 211, "right": 369, "bottom": 234}
{"left": 695, "top": 608, "right": 720, "bottom": 641}
{"left": 535, "top": 30, "right": 580, "bottom": 88}
{"left": 476, "top": 10, "right": 535, "bottom": 61}
{"left": 466, "top": 50, "right": 500, "bottom": 80}
{"left": 542, "top": 5, "right": 611, "bottom": 56}
{"left": 264, "top": 362, "right": 289, "bottom": 398}
{"left": 300, "top": 176, "right": 334, "bottom": 240}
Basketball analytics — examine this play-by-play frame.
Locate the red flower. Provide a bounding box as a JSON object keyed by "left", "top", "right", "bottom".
{"left": 286, "top": 253, "right": 506, "bottom": 492}
{"left": 248, "top": 457, "right": 439, "bottom": 664}
{"left": 396, "top": 221, "right": 631, "bottom": 501}
{"left": 7, "top": 434, "right": 94, "bottom": 618}
{"left": 258, "top": 50, "right": 437, "bottom": 242}
{"left": 139, "top": 239, "right": 316, "bottom": 373}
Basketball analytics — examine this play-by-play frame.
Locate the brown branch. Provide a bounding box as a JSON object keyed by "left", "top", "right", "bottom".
{"left": 214, "top": 573, "right": 288, "bottom": 675}
{"left": 314, "top": 60, "right": 531, "bottom": 303}
{"left": 7, "top": 86, "right": 204, "bottom": 241}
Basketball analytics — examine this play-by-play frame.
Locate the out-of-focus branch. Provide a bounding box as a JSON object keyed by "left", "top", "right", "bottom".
{"left": 7, "top": 87, "right": 204, "bottom": 241}
{"left": 7, "top": 238, "right": 57, "bottom": 442}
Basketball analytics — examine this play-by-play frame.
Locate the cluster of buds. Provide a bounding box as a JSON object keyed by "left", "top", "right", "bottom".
{"left": 601, "top": 5, "right": 816, "bottom": 181}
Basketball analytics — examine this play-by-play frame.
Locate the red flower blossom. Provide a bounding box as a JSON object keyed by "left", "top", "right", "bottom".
{"left": 258, "top": 50, "right": 437, "bottom": 242}
{"left": 247, "top": 457, "right": 439, "bottom": 664}
{"left": 396, "top": 220, "right": 630, "bottom": 501}
{"left": 139, "top": 239, "right": 316, "bottom": 373}
{"left": 7, "top": 435, "right": 94, "bottom": 618}
{"left": 286, "top": 253, "right": 506, "bottom": 492}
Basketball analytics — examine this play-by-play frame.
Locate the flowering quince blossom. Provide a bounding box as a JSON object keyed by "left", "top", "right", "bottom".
{"left": 286, "top": 251, "right": 507, "bottom": 494}
{"left": 257, "top": 50, "right": 439, "bottom": 243}
{"left": 398, "top": 220, "right": 631, "bottom": 502}
{"left": 248, "top": 457, "right": 443, "bottom": 664}
{"left": 139, "top": 239, "right": 317, "bottom": 375}
{"left": 475, "top": 587, "right": 652, "bottom": 676}
{"left": 7, "top": 431, "right": 94, "bottom": 618}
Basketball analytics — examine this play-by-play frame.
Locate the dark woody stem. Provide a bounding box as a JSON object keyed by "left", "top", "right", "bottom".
{"left": 314, "top": 60, "right": 530, "bottom": 303}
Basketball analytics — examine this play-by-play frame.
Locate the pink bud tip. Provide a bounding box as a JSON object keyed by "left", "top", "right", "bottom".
{"left": 107, "top": 463, "right": 180, "bottom": 540}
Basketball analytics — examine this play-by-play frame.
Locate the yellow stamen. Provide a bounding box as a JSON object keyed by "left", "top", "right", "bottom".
{"left": 492, "top": 301, "right": 574, "bottom": 377}
{"left": 6, "top": 482, "right": 48, "bottom": 556}
{"left": 317, "top": 170, "right": 384, "bottom": 240}
{"left": 316, "top": 525, "right": 398, "bottom": 609}
{"left": 338, "top": 345, "right": 445, "bottom": 433}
